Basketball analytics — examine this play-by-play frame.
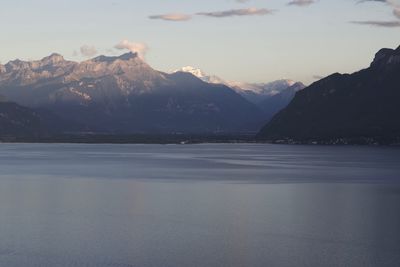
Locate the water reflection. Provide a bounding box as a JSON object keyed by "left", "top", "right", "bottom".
{"left": 0, "top": 144, "right": 399, "bottom": 266}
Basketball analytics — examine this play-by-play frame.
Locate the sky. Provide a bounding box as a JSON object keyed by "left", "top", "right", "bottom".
{"left": 0, "top": 0, "right": 399, "bottom": 84}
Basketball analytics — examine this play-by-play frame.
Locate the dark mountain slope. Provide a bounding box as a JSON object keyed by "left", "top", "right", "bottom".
{"left": 258, "top": 46, "right": 400, "bottom": 144}
{"left": 257, "top": 82, "right": 305, "bottom": 122}
{"left": 0, "top": 101, "right": 77, "bottom": 138}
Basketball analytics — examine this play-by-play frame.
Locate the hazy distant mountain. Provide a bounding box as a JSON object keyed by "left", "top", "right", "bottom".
{"left": 0, "top": 53, "right": 264, "bottom": 134}
{"left": 175, "top": 66, "right": 304, "bottom": 103}
{"left": 258, "top": 45, "right": 400, "bottom": 144}
{"left": 175, "top": 66, "right": 226, "bottom": 85}
{"left": 257, "top": 82, "right": 305, "bottom": 122}
{"left": 175, "top": 66, "right": 305, "bottom": 121}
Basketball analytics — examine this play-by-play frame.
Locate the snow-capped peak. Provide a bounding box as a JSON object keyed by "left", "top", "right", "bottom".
{"left": 175, "top": 66, "right": 301, "bottom": 95}
{"left": 174, "top": 66, "right": 226, "bottom": 85}
{"left": 177, "top": 66, "right": 207, "bottom": 79}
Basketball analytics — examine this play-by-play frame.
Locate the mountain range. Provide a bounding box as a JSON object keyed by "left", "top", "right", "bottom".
{"left": 1, "top": 52, "right": 296, "bottom": 135}
{"left": 175, "top": 66, "right": 305, "bottom": 115}
{"left": 258, "top": 45, "right": 400, "bottom": 144}
{"left": 2, "top": 45, "right": 398, "bottom": 143}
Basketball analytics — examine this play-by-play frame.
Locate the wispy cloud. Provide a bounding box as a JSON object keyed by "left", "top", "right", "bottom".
{"left": 353, "top": 0, "right": 400, "bottom": 27}
{"left": 357, "top": 0, "right": 400, "bottom": 8}
{"left": 114, "top": 40, "right": 148, "bottom": 60}
{"left": 80, "top": 45, "right": 98, "bottom": 57}
{"left": 196, "top": 8, "right": 274, "bottom": 18}
{"left": 357, "top": 0, "right": 400, "bottom": 14}
{"left": 149, "top": 13, "right": 192, "bottom": 21}
{"left": 351, "top": 20, "right": 400, "bottom": 27}
{"left": 313, "top": 75, "right": 325, "bottom": 80}
{"left": 287, "top": 0, "right": 316, "bottom": 7}
{"left": 357, "top": 0, "right": 387, "bottom": 3}
{"left": 394, "top": 7, "right": 400, "bottom": 18}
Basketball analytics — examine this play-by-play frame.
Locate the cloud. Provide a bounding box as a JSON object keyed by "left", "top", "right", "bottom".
{"left": 288, "top": 0, "right": 316, "bottom": 6}
{"left": 355, "top": 0, "right": 400, "bottom": 27}
{"left": 196, "top": 8, "right": 274, "bottom": 18}
{"left": 149, "top": 13, "right": 192, "bottom": 21}
{"left": 394, "top": 7, "right": 400, "bottom": 18}
{"left": 357, "top": 0, "right": 387, "bottom": 3}
{"left": 357, "top": 0, "right": 386, "bottom": 3}
{"left": 351, "top": 20, "right": 400, "bottom": 27}
{"left": 236, "top": 0, "right": 250, "bottom": 2}
{"left": 357, "top": 0, "right": 400, "bottom": 7}
{"left": 114, "top": 40, "right": 148, "bottom": 60}
{"left": 313, "top": 75, "right": 324, "bottom": 80}
{"left": 80, "top": 45, "right": 98, "bottom": 57}
{"left": 357, "top": 0, "right": 400, "bottom": 17}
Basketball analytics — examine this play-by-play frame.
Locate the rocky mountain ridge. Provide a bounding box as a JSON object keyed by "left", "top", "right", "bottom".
{"left": 0, "top": 53, "right": 265, "bottom": 134}
{"left": 257, "top": 45, "right": 400, "bottom": 144}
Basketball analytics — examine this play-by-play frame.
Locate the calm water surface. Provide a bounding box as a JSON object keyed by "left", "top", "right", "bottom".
{"left": 0, "top": 143, "right": 399, "bottom": 267}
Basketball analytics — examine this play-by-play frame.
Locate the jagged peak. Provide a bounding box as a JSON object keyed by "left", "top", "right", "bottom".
{"left": 3, "top": 53, "right": 67, "bottom": 71}
{"left": 4, "top": 58, "right": 30, "bottom": 71}
{"left": 175, "top": 66, "right": 207, "bottom": 78}
{"left": 371, "top": 46, "right": 400, "bottom": 67}
{"left": 45, "top": 53, "right": 63, "bottom": 59}
{"left": 41, "top": 53, "right": 65, "bottom": 64}
{"left": 6, "top": 58, "right": 25, "bottom": 65}
{"left": 118, "top": 52, "right": 138, "bottom": 60}
{"left": 91, "top": 52, "right": 139, "bottom": 63}
{"left": 290, "top": 81, "right": 306, "bottom": 91}
{"left": 373, "top": 48, "right": 393, "bottom": 61}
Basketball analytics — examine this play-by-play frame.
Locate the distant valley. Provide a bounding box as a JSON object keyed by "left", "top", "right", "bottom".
{"left": 175, "top": 66, "right": 305, "bottom": 121}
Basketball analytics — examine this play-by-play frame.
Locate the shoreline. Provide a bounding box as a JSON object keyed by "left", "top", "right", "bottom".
{"left": 1, "top": 134, "right": 400, "bottom": 146}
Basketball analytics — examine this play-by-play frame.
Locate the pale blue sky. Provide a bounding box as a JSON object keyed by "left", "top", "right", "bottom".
{"left": 0, "top": 0, "right": 399, "bottom": 84}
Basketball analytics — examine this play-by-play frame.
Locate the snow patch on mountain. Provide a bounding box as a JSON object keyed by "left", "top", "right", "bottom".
{"left": 174, "top": 66, "right": 303, "bottom": 103}
{"left": 175, "top": 66, "right": 226, "bottom": 84}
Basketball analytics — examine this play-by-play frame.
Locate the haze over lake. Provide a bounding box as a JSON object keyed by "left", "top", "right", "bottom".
{"left": 0, "top": 144, "right": 400, "bottom": 267}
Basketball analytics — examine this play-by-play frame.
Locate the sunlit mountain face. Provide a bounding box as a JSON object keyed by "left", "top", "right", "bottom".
{"left": 0, "top": 53, "right": 267, "bottom": 134}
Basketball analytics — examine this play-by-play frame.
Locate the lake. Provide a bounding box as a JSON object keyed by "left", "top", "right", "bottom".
{"left": 0, "top": 143, "right": 399, "bottom": 267}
